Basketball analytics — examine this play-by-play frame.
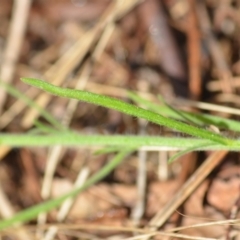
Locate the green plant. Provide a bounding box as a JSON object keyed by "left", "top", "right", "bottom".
{"left": 20, "top": 78, "right": 233, "bottom": 145}
{"left": 1, "top": 77, "right": 240, "bottom": 230}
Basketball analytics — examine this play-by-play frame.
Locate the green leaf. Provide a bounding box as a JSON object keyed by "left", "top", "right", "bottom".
{"left": 0, "top": 80, "right": 64, "bottom": 130}
{"left": 21, "top": 78, "right": 234, "bottom": 145}
{"left": 129, "top": 92, "right": 240, "bottom": 132}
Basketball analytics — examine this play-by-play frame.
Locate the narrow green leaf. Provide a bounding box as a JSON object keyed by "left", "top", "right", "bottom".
{"left": 129, "top": 92, "right": 240, "bottom": 132}
{"left": 21, "top": 78, "right": 234, "bottom": 145}
{"left": 0, "top": 80, "right": 64, "bottom": 131}
{"left": 167, "top": 143, "right": 214, "bottom": 163}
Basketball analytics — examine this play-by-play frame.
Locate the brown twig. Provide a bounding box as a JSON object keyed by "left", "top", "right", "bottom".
{"left": 187, "top": 0, "right": 201, "bottom": 100}
{"left": 0, "top": 0, "right": 32, "bottom": 114}
{"left": 146, "top": 151, "right": 228, "bottom": 231}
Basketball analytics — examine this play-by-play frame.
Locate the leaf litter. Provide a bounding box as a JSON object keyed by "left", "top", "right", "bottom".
{"left": 1, "top": 0, "right": 240, "bottom": 239}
